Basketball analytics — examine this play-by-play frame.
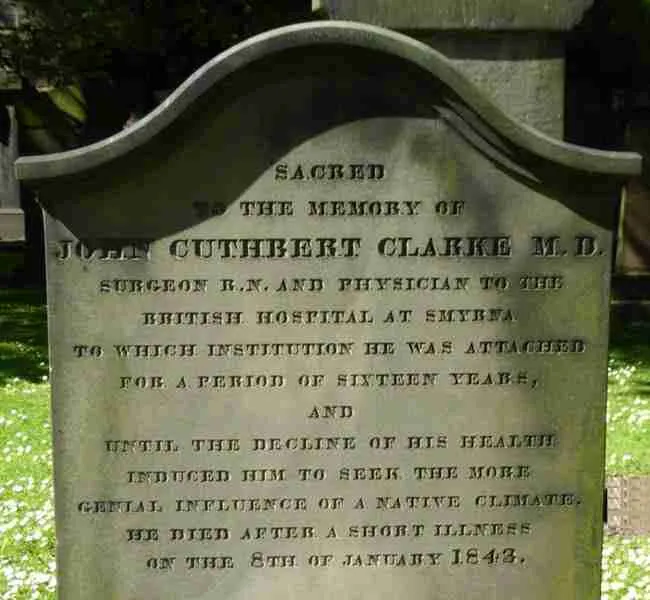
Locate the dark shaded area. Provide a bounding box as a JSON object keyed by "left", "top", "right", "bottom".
{"left": 609, "top": 313, "right": 650, "bottom": 401}
{"left": 610, "top": 316, "right": 650, "bottom": 361}
{"left": 565, "top": 0, "right": 650, "bottom": 150}
{"left": 0, "top": 105, "right": 9, "bottom": 146}
{"left": 2, "top": 1, "right": 314, "bottom": 95}
{"left": 0, "top": 288, "right": 48, "bottom": 384}
{"left": 612, "top": 278, "right": 650, "bottom": 303}
{"left": 16, "top": 186, "right": 45, "bottom": 287}
{"left": 566, "top": 0, "right": 650, "bottom": 287}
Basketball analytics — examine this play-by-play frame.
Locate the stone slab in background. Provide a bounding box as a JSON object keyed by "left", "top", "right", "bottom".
{"left": 607, "top": 477, "right": 650, "bottom": 535}
{"left": 318, "top": 0, "right": 594, "bottom": 30}
{"left": 413, "top": 33, "right": 565, "bottom": 137}
{"left": 0, "top": 107, "right": 24, "bottom": 243}
{"left": 617, "top": 117, "right": 650, "bottom": 274}
{"left": 0, "top": 208, "right": 25, "bottom": 242}
{"left": 318, "top": 0, "right": 592, "bottom": 140}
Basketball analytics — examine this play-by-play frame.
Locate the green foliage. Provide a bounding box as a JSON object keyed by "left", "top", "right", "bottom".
{"left": 1, "top": 1, "right": 130, "bottom": 82}
{"left": 0, "top": 1, "right": 312, "bottom": 152}
{"left": 1, "top": 1, "right": 311, "bottom": 85}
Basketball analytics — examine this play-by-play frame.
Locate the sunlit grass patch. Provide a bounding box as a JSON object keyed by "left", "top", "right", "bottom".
{"left": 602, "top": 535, "right": 650, "bottom": 600}
{"left": 608, "top": 320, "right": 650, "bottom": 476}
{"left": 0, "top": 380, "right": 55, "bottom": 599}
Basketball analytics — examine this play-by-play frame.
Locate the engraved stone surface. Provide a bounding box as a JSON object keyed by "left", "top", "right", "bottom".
{"left": 16, "top": 22, "right": 640, "bottom": 600}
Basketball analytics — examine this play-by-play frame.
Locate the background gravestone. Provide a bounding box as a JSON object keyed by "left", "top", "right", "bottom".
{"left": 0, "top": 106, "right": 23, "bottom": 243}
{"left": 606, "top": 477, "right": 650, "bottom": 535}
{"left": 317, "top": 0, "right": 596, "bottom": 138}
{"left": 16, "top": 22, "right": 640, "bottom": 600}
{"left": 0, "top": 0, "right": 24, "bottom": 246}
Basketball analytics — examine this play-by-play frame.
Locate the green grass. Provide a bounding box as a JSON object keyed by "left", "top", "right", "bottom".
{"left": 608, "top": 321, "right": 650, "bottom": 475}
{"left": 0, "top": 290, "right": 648, "bottom": 599}
{"left": 0, "top": 380, "right": 54, "bottom": 599}
{"left": 0, "top": 290, "right": 48, "bottom": 386}
{"left": 601, "top": 536, "right": 650, "bottom": 599}
{"left": 0, "top": 290, "right": 53, "bottom": 598}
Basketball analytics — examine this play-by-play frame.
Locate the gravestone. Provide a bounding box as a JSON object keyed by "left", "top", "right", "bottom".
{"left": 0, "top": 1, "right": 24, "bottom": 244}
{"left": 16, "top": 22, "right": 640, "bottom": 600}
{"left": 0, "top": 106, "right": 24, "bottom": 243}
{"left": 317, "top": 0, "right": 596, "bottom": 138}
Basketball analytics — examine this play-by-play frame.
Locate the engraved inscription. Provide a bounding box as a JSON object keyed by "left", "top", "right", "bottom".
{"left": 45, "top": 114, "right": 614, "bottom": 599}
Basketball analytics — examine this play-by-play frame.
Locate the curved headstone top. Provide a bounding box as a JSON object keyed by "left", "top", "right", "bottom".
{"left": 15, "top": 21, "right": 641, "bottom": 182}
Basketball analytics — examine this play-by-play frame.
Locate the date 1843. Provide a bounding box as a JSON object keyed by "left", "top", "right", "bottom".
{"left": 451, "top": 547, "right": 523, "bottom": 566}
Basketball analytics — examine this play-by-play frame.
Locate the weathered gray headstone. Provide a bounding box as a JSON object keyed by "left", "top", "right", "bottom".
{"left": 16, "top": 22, "right": 640, "bottom": 600}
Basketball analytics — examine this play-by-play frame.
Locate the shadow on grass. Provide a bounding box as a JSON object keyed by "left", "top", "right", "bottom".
{"left": 609, "top": 317, "right": 650, "bottom": 397}
{"left": 0, "top": 289, "right": 48, "bottom": 385}
{"left": 610, "top": 320, "right": 650, "bottom": 363}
